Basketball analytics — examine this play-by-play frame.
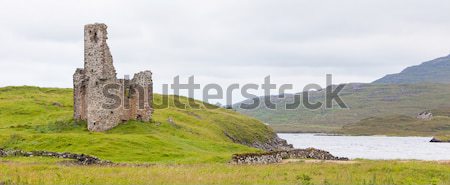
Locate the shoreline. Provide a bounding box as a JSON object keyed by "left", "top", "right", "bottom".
{"left": 277, "top": 132, "right": 437, "bottom": 138}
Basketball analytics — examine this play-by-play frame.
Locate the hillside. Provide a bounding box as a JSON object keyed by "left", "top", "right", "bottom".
{"left": 0, "top": 86, "right": 278, "bottom": 163}
{"left": 337, "top": 115, "right": 450, "bottom": 136}
{"left": 373, "top": 54, "right": 450, "bottom": 84}
{"left": 235, "top": 83, "right": 450, "bottom": 134}
{"left": 235, "top": 54, "right": 450, "bottom": 134}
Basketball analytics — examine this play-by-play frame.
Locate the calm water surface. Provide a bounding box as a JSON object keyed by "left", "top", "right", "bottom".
{"left": 278, "top": 133, "right": 450, "bottom": 160}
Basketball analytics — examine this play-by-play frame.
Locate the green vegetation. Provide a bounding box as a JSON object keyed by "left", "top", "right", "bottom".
{"left": 337, "top": 115, "right": 450, "bottom": 136}
{"left": 0, "top": 86, "right": 275, "bottom": 163}
{"left": 235, "top": 83, "right": 450, "bottom": 134}
{"left": 1, "top": 86, "right": 449, "bottom": 185}
{"left": 0, "top": 86, "right": 73, "bottom": 127}
{"left": 434, "top": 135, "right": 450, "bottom": 142}
{"left": 1, "top": 159, "right": 450, "bottom": 185}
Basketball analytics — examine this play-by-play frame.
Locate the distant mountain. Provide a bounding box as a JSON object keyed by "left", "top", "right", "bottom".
{"left": 234, "top": 54, "right": 450, "bottom": 135}
{"left": 373, "top": 54, "right": 450, "bottom": 84}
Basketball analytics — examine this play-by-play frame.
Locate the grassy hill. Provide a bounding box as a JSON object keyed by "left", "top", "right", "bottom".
{"left": 337, "top": 115, "right": 450, "bottom": 136}
{"left": 235, "top": 83, "right": 450, "bottom": 135}
{"left": 0, "top": 86, "right": 276, "bottom": 163}
{"left": 373, "top": 54, "right": 450, "bottom": 84}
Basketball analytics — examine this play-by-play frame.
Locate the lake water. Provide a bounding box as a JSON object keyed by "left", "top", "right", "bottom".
{"left": 278, "top": 133, "right": 450, "bottom": 160}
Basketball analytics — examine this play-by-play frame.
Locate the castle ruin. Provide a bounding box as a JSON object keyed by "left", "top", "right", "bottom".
{"left": 73, "top": 23, "right": 153, "bottom": 132}
{"left": 417, "top": 111, "right": 433, "bottom": 121}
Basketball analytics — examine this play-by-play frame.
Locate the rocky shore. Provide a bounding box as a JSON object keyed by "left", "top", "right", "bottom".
{"left": 231, "top": 148, "right": 349, "bottom": 165}
{"left": 250, "top": 136, "right": 294, "bottom": 151}
{"left": 224, "top": 132, "right": 294, "bottom": 152}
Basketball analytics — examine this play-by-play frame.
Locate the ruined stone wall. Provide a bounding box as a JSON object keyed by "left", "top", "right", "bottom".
{"left": 0, "top": 148, "right": 111, "bottom": 165}
{"left": 231, "top": 151, "right": 283, "bottom": 165}
{"left": 74, "top": 23, "right": 153, "bottom": 132}
{"left": 73, "top": 68, "right": 86, "bottom": 120}
{"left": 129, "top": 71, "right": 153, "bottom": 121}
{"left": 231, "top": 148, "right": 349, "bottom": 164}
{"left": 417, "top": 111, "right": 433, "bottom": 120}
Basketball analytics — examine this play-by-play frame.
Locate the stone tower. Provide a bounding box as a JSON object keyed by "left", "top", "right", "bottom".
{"left": 73, "top": 23, "right": 153, "bottom": 132}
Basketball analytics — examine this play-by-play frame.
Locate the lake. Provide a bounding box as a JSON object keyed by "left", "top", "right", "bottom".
{"left": 278, "top": 133, "right": 450, "bottom": 160}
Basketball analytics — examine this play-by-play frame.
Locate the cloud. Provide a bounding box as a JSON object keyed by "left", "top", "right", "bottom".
{"left": 0, "top": 0, "right": 449, "bottom": 103}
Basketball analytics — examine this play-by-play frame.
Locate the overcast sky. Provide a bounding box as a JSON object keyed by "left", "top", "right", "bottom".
{"left": 1, "top": 0, "right": 449, "bottom": 103}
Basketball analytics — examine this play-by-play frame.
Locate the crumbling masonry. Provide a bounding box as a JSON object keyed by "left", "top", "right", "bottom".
{"left": 73, "top": 23, "right": 153, "bottom": 132}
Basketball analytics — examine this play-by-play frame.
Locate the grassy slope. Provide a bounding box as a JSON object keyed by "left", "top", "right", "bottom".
{"left": 434, "top": 135, "right": 450, "bottom": 142}
{"left": 1, "top": 159, "right": 450, "bottom": 185}
{"left": 236, "top": 83, "right": 450, "bottom": 134}
{"left": 337, "top": 115, "right": 450, "bottom": 136}
{"left": 0, "top": 86, "right": 276, "bottom": 163}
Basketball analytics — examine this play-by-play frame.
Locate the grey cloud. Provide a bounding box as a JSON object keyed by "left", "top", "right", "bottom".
{"left": 1, "top": 0, "right": 450, "bottom": 103}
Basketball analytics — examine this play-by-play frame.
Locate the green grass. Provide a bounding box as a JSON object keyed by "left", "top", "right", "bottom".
{"left": 272, "top": 124, "right": 341, "bottom": 133}
{"left": 0, "top": 156, "right": 71, "bottom": 164}
{"left": 1, "top": 86, "right": 449, "bottom": 185}
{"left": 434, "top": 135, "right": 450, "bottom": 142}
{"left": 235, "top": 83, "right": 450, "bottom": 134}
{"left": 0, "top": 86, "right": 276, "bottom": 163}
{"left": 0, "top": 86, "right": 73, "bottom": 127}
{"left": 1, "top": 159, "right": 449, "bottom": 185}
{"left": 337, "top": 115, "right": 450, "bottom": 136}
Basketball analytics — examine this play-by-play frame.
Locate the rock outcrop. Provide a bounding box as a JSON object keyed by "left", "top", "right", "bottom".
{"left": 250, "top": 136, "right": 294, "bottom": 151}
{"left": 224, "top": 132, "right": 293, "bottom": 152}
